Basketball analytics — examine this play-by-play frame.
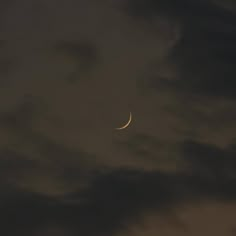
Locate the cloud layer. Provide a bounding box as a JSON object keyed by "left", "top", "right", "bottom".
{"left": 0, "top": 0, "right": 236, "bottom": 235}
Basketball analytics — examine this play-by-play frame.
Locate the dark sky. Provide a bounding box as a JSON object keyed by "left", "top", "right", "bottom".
{"left": 0, "top": 0, "right": 236, "bottom": 235}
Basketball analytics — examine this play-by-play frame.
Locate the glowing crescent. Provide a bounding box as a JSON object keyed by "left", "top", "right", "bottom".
{"left": 115, "top": 112, "right": 132, "bottom": 130}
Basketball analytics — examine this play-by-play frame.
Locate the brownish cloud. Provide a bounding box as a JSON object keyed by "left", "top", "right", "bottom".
{"left": 0, "top": 0, "right": 236, "bottom": 235}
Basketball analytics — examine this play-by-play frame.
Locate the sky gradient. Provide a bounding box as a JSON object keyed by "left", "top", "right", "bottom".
{"left": 0, "top": 0, "right": 236, "bottom": 235}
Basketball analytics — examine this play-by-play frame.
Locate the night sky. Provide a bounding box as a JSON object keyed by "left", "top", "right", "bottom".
{"left": 0, "top": 0, "right": 236, "bottom": 235}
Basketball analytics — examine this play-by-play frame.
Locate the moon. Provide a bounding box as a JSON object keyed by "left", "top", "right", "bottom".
{"left": 115, "top": 112, "right": 132, "bottom": 130}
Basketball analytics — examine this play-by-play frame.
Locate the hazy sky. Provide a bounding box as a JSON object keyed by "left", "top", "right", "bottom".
{"left": 0, "top": 0, "right": 236, "bottom": 235}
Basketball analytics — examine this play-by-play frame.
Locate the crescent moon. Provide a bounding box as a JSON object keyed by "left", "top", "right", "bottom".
{"left": 115, "top": 112, "right": 132, "bottom": 130}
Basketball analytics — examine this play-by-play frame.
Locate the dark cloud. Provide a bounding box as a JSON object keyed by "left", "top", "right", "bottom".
{"left": 182, "top": 140, "right": 236, "bottom": 179}
{"left": 0, "top": 169, "right": 186, "bottom": 235}
{"left": 0, "top": 149, "right": 38, "bottom": 186}
{"left": 170, "top": 1, "right": 236, "bottom": 98}
{"left": 0, "top": 95, "right": 100, "bottom": 195}
{"left": 0, "top": 94, "right": 40, "bottom": 128}
{"left": 0, "top": 130, "right": 99, "bottom": 195}
{"left": 126, "top": 0, "right": 236, "bottom": 98}
{"left": 52, "top": 41, "right": 98, "bottom": 83}
{"left": 1, "top": 165, "right": 236, "bottom": 235}
{"left": 115, "top": 133, "right": 162, "bottom": 159}
{"left": 182, "top": 140, "right": 236, "bottom": 198}
{"left": 0, "top": 40, "right": 14, "bottom": 85}
{"left": 0, "top": 170, "right": 178, "bottom": 235}
{"left": 0, "top": 0, "right": 236, "bottom": 235}
{"left": 114, "top": 132, "right": 180, "bottom": 168}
